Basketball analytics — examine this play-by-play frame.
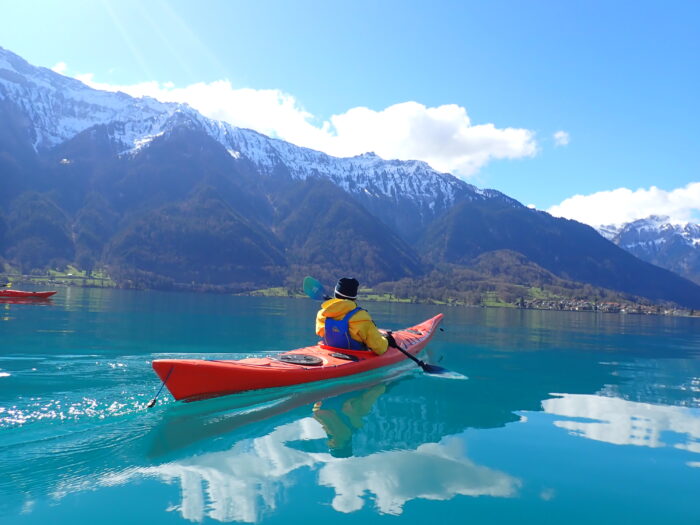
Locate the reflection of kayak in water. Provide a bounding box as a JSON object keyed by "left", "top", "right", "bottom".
{"left": 152, "top": 314, "right": 443, "bottom": 402}
{"left": 0, "top": 296, "right": 54, "bottom": 305}
{"left": 147, "top": 375, "right": 394, "bottom": 459}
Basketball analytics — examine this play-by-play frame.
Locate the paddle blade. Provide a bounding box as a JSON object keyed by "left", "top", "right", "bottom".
{"left": 422, "top": 364, "right": 468, "bottom": 379}
{"left": 303, "top": 276, "right": 327, "bottom": 301}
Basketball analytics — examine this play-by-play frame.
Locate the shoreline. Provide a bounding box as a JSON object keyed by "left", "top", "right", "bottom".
{"left": 3, "top": 274, "right": 699, "bottom": 318}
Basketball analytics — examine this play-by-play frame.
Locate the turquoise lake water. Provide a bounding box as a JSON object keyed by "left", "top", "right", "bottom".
{"left": 1, "top": 287, "right": 699, "bottom": 524}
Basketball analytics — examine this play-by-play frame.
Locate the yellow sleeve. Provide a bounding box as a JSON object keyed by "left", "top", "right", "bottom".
{"left": 315, "top": 309, "right": 325, "bottom": 337}
{"left": 350, "top": 312, "right": 388, "bottom": 355}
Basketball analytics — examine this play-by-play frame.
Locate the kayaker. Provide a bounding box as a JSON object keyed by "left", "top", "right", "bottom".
{"left": 315, "top": 277, "right": 397, "bottom": 354}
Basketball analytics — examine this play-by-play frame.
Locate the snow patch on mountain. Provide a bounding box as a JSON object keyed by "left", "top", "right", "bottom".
{"left": 598, "top": 224, "right": 621, "bottom": 240}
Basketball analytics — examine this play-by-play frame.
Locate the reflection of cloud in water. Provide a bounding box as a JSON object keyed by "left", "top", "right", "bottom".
{"left": 115, "top": 419, "right": 519, "bottom": 523}
{"left": 319, "top": 435, "right": 519, "bottom": 515}
{"left": 120, "top": 418, "right": 325, "bottom": 523}
{"left": 543, "top": 394, "right": 700, "bottom": 454}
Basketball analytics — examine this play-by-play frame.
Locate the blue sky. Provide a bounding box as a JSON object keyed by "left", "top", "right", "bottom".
{"left": 1, "top": 0, "right": 699, "bottom": 225}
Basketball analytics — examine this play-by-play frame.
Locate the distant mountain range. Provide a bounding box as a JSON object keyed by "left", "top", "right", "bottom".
{"left": 600, "top": 216, "right": 700, "bottom": 285}
{"left": 2, "top": 45, "right": 700, "bottom": 307}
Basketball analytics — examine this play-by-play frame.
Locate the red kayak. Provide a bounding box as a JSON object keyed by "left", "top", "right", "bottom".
{"left": 152, "top": 313, "right": 443, "bottom": 402}
{"left": 0, "top": 289, "right": 57, "bottom": 299}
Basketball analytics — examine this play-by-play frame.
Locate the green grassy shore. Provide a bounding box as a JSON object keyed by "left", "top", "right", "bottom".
{"left": 245, "top": 286, "right": 699, "bottom": 317}
{"left": 3, "top": 264, "right": 698, "bottom": 317}
{"left": 1, "top": 264, "right": 117, "bottom": 289}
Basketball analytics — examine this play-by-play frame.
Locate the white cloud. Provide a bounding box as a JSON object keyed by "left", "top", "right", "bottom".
{"left": 51, "top": 61, "right": 67, "bottom": 74}
{"left": 547, "top": 182, "right": 700, "bottom": 226}
{"left": 70, "top": 73, "right": 537, "bottom": 177}
{"left": 553, "top": 130, "right": 570, "bottom": 146}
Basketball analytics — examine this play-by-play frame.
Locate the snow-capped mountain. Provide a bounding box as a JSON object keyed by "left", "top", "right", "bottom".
{"left": 600, "top": 216, "right": 700, "bottom": 284}
{"left": 601, "top": 215, "right": 700, "bottom": 248}
{"left": 0, "top": 45, "right": 509, "bottom": 224}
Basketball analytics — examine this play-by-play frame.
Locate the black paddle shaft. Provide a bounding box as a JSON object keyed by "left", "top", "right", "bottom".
{"left": 386, "top": 331, "right": 447, "bottom": 375}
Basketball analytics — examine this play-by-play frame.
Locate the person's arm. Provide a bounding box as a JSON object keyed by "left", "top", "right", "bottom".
{"left": 315, "top": 310, "right": 326, "bottom": 337}
{"left": 354, "top": 318, "right": 389, "bottom": 355}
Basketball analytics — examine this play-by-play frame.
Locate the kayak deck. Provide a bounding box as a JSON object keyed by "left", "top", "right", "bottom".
{"left": 152, "top": 313, "right": 443, "bottom": 402}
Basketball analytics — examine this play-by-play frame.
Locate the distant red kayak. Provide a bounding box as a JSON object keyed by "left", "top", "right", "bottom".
{"left": 153, "top": 314, "right": 444, "bottom": 402}
{"left": 0, "top": 289, "right": 57, "bottom": 299}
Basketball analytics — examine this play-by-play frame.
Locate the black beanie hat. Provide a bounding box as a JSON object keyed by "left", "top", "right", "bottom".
{"left": 334, "top": 277, "right": 359, "bottom": 300}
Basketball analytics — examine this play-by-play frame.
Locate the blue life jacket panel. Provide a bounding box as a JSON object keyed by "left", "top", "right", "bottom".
{"left": 323, "top": 306, "right": 367, "bottom": 350}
